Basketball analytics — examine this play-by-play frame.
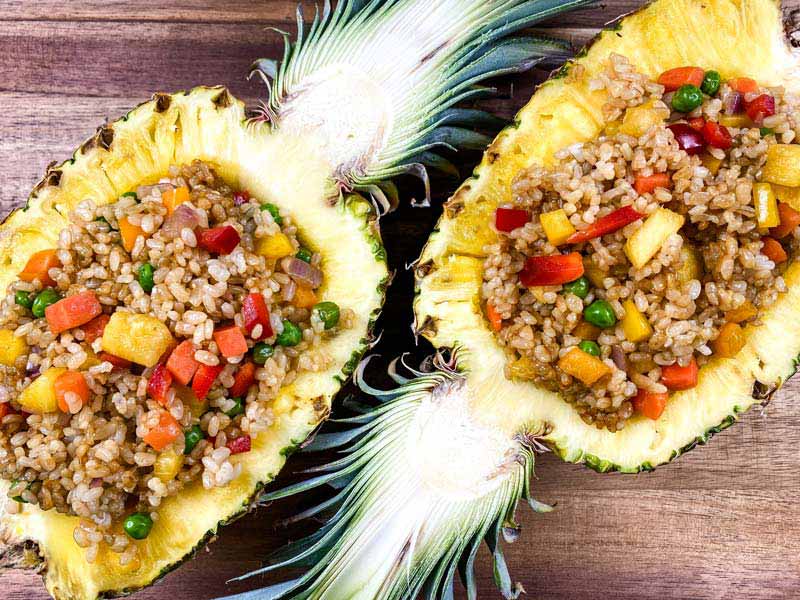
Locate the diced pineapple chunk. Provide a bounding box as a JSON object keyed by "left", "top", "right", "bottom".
{"left": 558, "top": 347, "right": 611, "bottom": 386}
{"left": 101, "top": 312, "right": 174, "bottom": 367}
{"left": 725, "top": 300, "right": 758, "bottom": 324}
{"left": 700, "top": 153, "right": 723, "bottom": 176}
{"left": 573, "top": 321, "right": 601, "bottom": 341}
{"left": 718, "top": 114, "right": 752, "bottom": 128}
{"left": 0, "top": 330, "right": 27, "bottom": 367}
{"left": 603, "top": 120, "right": 621, "bottom": 136}
{"left": 153, "top": 448, "right": 185, "bottom": 483}
{"left": 175, "top": 384, "right": 206, "bottom": 419}
{"left": 675, "top": 243, "right": 704, "bottom": 285}
{"left": 618, "top": 100, "right": 670, "bottom": 137}
{"left": 762, "top": 145, "right": 800, "bottom": 187}
{"left": 624, "top": 208, "right": 685, "bottom": 269}
{"left": 582, "top": 256, "right": 607, "bottom": 288}
{"left": 540, "top": 209, "right": 576, "bottom": 246}
{"left": 81, "top": 350, "right": 102, "bottom": 369}
{"left": 507, "top": 355, "right": 538, "bottom": 381}
{"left": 712, "top": 322, "right": 747, "bottom": 358}
{"left": 255, "top": 232, "right": 295, "bottom": 258}
{"left": 19, "top": 367, "right": 66, "bottom": 414}
{"left": 753, "top": 182, "right": 779, "bottom": 228}
{"left": 772, "top": 184, "right": 800, "bottom": 213}
{"left": 621, "top": 299, "right": 652, "bottom": 343}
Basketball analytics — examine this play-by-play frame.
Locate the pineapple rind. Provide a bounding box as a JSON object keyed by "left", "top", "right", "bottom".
{"left": 415, "top": 0, "right": 800, "bottom": 473}
{"left": 0, "top": 87, "right": 389, "bottom": 599}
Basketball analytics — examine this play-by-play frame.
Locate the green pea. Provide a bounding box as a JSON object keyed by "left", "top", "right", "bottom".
{"left": 583, "top": 300, "right": 617, "bottom": 329}
{"left": 32, "top": 288, "right": 61, "bottom": 319}
{"left": 183, "top": 425, "right": 204, "bottom": 455}
{"left": 760, "top": 127, "right": 774, "bottom": 137}
{"left": 562, "top": 276, "right": 590, "bottom": 300}
{"left": 121, "top": 191, "right": 138, "bottom": 201}
{"left": 226, "top": 397, "right": 245, "bottom": 418}
{"left": 138, "top": 263, "right": 155, "bottom": 294}
{"left": 260, "top": 203, "right": 283, "bottom": 225}
{"left": 700, "top": 70, "right": 721, "bottom": 96}
{"left": 276, "top": 320, "right": 302, "bottom": 347}
{"left": 313, "top": 302, "right": 340, "bottom": 330}
{"left": 252, "top": 342, "right": 274, "bottom": 365}
{"left": 15, "top": 291, "right": 33, "bottom": 310}
{"left": 295, "top": 247, "right": 313, "bottom": 263}
{"left": 123, "top": 512, "right": 153, "bottom": 540}
{"left": 671, "top": 85, "right": 704, "bottom": 113}
{"left": 578, "top": 340, "right": 601, "bottom": 357}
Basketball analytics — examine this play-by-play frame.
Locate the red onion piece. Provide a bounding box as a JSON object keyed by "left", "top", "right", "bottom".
{"left": 610, "top": 345, "right": 628, "bottom": 372}
{"left": 667, "top": 123, "right": 704, "bottom": 155}
{"left": 233, "top": 190, "right": 250, "bottom": 206}
{"left": 722, "top": 91, "right": 744, "bottom": 115}
{"left": 161, "top": 204, "right": 200, "bottom": 237}
{"left": 281, "top": 257, "right": 323, "bottom": 288}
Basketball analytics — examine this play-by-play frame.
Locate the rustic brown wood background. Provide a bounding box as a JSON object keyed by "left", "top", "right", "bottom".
{"left": 3, "top": 0, "right": 800, "bottom": 598}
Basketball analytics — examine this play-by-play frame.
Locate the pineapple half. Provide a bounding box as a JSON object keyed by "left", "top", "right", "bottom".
{"left": 221, "top": 0, "right": 800, "bottom": 599}
{"left": 0, "top": 1, "right": 591, "bottom": 598}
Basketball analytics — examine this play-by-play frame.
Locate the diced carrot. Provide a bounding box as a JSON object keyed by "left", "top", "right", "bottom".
{"left": 725, "top": 300, "right": 758, "bottom": 324}
{"left": 558, "top": 347, "right": 612, "bottom": 386}
{"left": 728, "top": 77, "right": 758, "bottom": 94}
{"left": 45, "top": 291, "right": 102, "bottom": 335}
{"left": 161, "top": 186, "right": 190, "bottom": 215}
{"left": 118, "top": 217, "right": 147, "bottom": 253}
{"left": 486, "top": 303, "right": 503, "bottom": 331}
{"left": 634, "top": 173, "right": 671, "bottom": 195}
{"left": 761, "top": 237, "right": 787, "bottom": 264}
{"left": 241, "top": 293, "right": 273, "bottom": 340}
{"left": 712, "top": 322, "right": 747, "bottom": 359}
{"left": 293, "top": 285, "right": 318, "bottom": 309}
{"left": 770, "top": 202, "right": 800, "bottom": 239}
{"left": 229, "top": 362, "right": 256, "bottom": 397}
{"left": 632, "top": 388, "right": 669, "bottom": 420}
{"left": 98, "top": 352, "right": 132, "bottom": 370}
{"left": 0, "top": 403, "right": 8, "bottom": 419}
{"left": 19, "top": 249, "right": 60, "bottom": 287}
{"left": 147, "top": 363, "right": 173, "bottom": 407}
{"left": 213, "top": 325, "right": 248, "bottom": 358}
{"left": 166, "top": 340, "right": 200, "bottom": 385}
{"left": 82, "top": 314, "right": 110, "bottom": 343}
{"left": 657, "top": 67, "right": 705, "bottom": 91}
{"left": 192, "top": 364, "right": 223, "bottom": 400}
{"left": 54, "top": 371, "right": 90, "bottom": 413}
{"left": 143, "top": 411, "right": 181, "bottom": 451}
{"left": 660, "top": 357, "right": 698, "bottom": 391}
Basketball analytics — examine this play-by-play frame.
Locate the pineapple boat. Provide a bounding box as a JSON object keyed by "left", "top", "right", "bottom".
{"left": 224, "top": 0, "right": 800, "bottom": 598}
{"left": 0, "top": 0, "right": 590, "bottom": 598}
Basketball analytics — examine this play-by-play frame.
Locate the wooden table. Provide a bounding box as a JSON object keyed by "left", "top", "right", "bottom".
{"left": 2, "top": 1, "right": 800, "bottom": 598}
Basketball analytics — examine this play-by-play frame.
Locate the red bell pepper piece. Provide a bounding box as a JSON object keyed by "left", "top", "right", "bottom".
{"left": 98, "top": 352, "right": 132, "bottom": 370}
{"left": 660, "top": 357, "right": 699, "bottom": 391}
{"left": 82, "top": 313, "right": 110, "bottom": 343}
{"left": 226, "top": 435, "right": 252, "bottom": 455}
{"left": 494, "top": 208, "right": 530, "bottom": 232}
{"left": 45, "top": 291, "right": 103, "bottom": 335}
{"left": 213, "top": 325, "right": 249, "bottom": 358}
{"left": 632, "top": 388, "right": 669, "bottom": 420}
{"left": 519, "top": 252, "right": 584, "bottom": 287}
{"left": 197, "top": 225, "right": 240, "bottom": 255}
{"left": 242, "top": 293, "right": 273, "bottom": 340}
{"left": 565, "top": 206, "right": 644, "bottom": 244}
{"left": 166, "top": 340, "right": 200, "bottom": 385}
{"left": 770, "top": 203, "right": 800, "bottom": 239}
{"left": 761, "top": 237, "right": 788, "bottom": 264}
{"left": 657, "top": 67, "right": 704, "bottom": 91}
{"left": 229, "top": 362, "right": 256, "bottom": 397}
{"left": 668, "top": 123, "right": 705, "bottom": 155}
{"left": 192, "top": 363, "right": 223, "bottom": 400}
{"left": 701, "top": 121, "right": 732, "bottom": 149}
{"left": 745, "top": 94, "right": 775, "bottom": 124}
{"left": 147, "top": 363, "right": 173, "bottom": 407}
{"left": 633, "top": 173, "right": 671, "bottom": 195}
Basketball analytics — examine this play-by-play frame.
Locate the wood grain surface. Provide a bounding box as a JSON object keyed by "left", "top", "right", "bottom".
{"left": 2, "top": 1, "right": 800, "bottom": 598}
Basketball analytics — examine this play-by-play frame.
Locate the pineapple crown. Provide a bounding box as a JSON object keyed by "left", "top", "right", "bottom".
{"left": 250, "top": 0, "right": 591, "bottom": 207}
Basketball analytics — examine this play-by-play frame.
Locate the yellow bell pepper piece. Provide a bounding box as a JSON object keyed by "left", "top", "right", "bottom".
{"left": 700, "top": 153, "right": 723, "bottom": 176}
{"left": 725, "top": 300, "right": 758, "bottom": 324}
{"left": 507, "top": 355, "right": 537, "bottom": 381}
{"left": 558, "top": 347, "right": 611, "bottom": 386}
{"left": 621, "top": 299, "right": 653, "bottom": 343}
{"left": 161, "top": 186, "right": 190, "bottom": 215}
{"left": 0, "top": 329, "right": 28, "bottom": 367}
{"left": 624, "top": 208, "right": 685, "bottom": 269}
{"left": 19, "top": 367, "right": 67, "bottom": 414}
{"left": 293, "top": 285, "right": 318, "bottom": 309}
{"left": 255, "top": 232, "right": 295, "bottom": 259}
{"left": 153, "top": 448, "right": 185, "bottom": 483}
{"left": 753, "top": 182, "right": 779, "bottom": 228}
{"left": 772, "top": 184, "right": 800, "bottom": 213}
{"left": 618, "top": 100, "right": 670, "bottom": 137}
{"left": 101, "top": 311, "right": 174, "bottom": 367}
{"left": 540, "top": 209, "right": 576, "bottom": 246}
{"left": 573, "top": 321, "right": 601, "bottom": 341}
{"left": 762, "top": 144, "right": 800, "bottom": 187}
{"left": 718, "top": 114, "right": 752, "bottom": 128}
{"left": 582, "top": 256, "right": 606, "bottom": 288}
{"left": 675, "top": 243, "right": 703, "bottom": 286}
{"left": 118, "top": 217, "right": 147, "bottom": 253}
